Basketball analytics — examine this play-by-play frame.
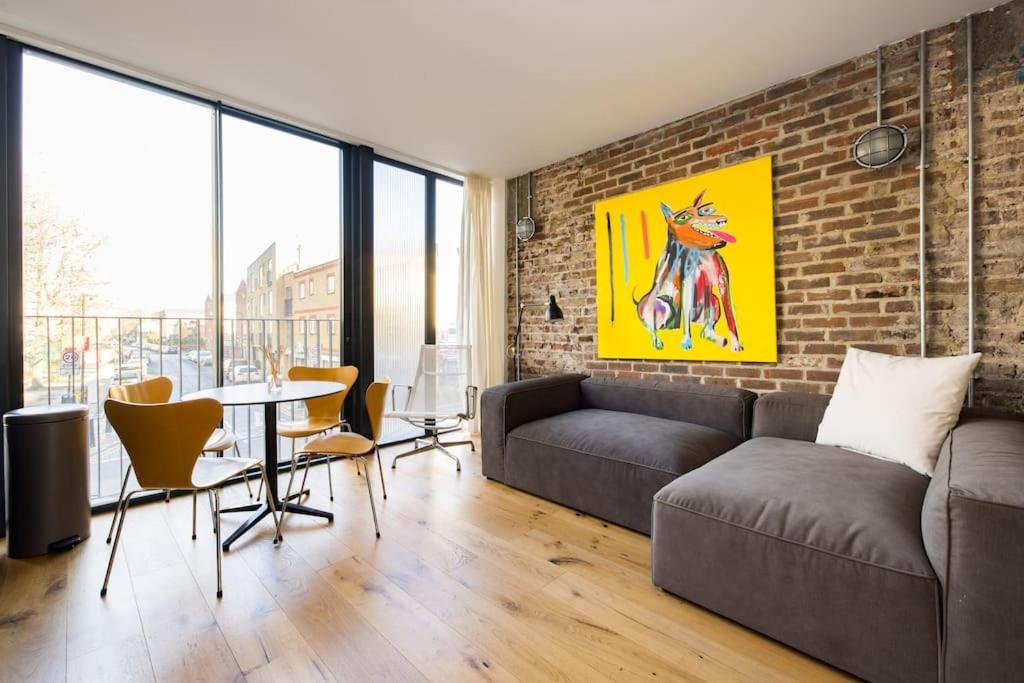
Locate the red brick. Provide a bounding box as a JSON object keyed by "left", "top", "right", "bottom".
{"left": 507, "top": 5, "right": 1023, "bottom": 413}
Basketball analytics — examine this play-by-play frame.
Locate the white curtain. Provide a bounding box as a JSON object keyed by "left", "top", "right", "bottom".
{"left": 457, "top": 175, "right": 506, "bottom": 433}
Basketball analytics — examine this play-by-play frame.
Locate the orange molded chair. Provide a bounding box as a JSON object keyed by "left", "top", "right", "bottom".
{"left": 273, "top": 365, "right": 358, "bottom": 502}
{"left": 106, "top": 377, "right": 172, "bottom": 542}
{"left": 108, "top": 375, "right": 173, "bottom": 404}
{"left": 102, "top": 398, "right": 278, "bottom": 599}
{"left": 105, "top": 377, "right": 252, "bottom": 544}
{"left": 277, "top": 378, "right": 390, "bottom": 539}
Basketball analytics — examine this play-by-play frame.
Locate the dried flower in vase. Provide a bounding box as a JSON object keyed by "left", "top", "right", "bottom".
{"left": 258, "top": 345, "right": 284, "bottom": 390}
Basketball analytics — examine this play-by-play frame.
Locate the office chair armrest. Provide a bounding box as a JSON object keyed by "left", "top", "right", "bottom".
{"left": 464, "top": 385, "right": 479, "bottom": 421}
{"left": 391, "top": 384, "right": 413, "bottom": 411}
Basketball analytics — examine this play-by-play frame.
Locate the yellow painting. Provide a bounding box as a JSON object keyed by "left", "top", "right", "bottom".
{"left": 595, "top": 155, "right": 776, "bottom": 362}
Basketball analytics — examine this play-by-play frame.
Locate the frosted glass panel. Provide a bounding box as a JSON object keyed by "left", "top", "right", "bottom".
{"left": 374, "top": 162, "right": 426, "bottom": 442}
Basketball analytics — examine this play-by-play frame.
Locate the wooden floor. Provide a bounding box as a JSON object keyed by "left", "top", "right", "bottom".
{"left": 0, "top": 437, "right": 849, "bottom": 682}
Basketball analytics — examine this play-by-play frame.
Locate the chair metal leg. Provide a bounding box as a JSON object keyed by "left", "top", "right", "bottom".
{"left": 375, "top": 446, "right": 387, "bottom": 500}
{"left": 208, "top": 490, "right": 216, "bottom": 533}
{"left": 435, "top": 444, "right": 462, "bottom": 472}
{"left": 102, "top": 490, "right": 136, "bottom": 596}
{"left": 277, "top": 454, "right": 301, "bottom": 536}
{"left": 360, "top": 457, "right": 381, "bottom": 538}
{"left": 326, "top": 456, "right": 334, "bottom": 501}
{"left": 298, "top": 452, "right": 312, "bottom": 496}
{"left": 391, "top": 433, "right": 465, "bottom": 471}
{"left": 441, "top": 439, "right": 476, "bottom": 453}
{"left": 390, "top": 444, "right": 435, "bottom": 469}
{"left": 106, "top": 465, "right": 133, "bottom": 543}
{"left": 296, "top": 456, "right": 311, "bottom": 499}
{"left": 164, "top": 489, "right": 171, "bottom": 503}
{"left": 292, "top": 438, "right": 313, "bottom": 498}
{"left": 214, "top": 489, "right": 223, "bottom": 599}
{"left": 236, "top": 443, "right": 254, "bottom": 498}
{"left": 192, "top": 491, "right": 198, "bottom": 540}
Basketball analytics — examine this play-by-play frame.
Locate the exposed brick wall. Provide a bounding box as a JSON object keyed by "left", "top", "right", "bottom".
{"left": 507, "top": 1, "right": 1024, "bottom": 413}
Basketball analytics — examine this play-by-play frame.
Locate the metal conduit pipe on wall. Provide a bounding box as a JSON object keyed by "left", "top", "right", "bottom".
{"left": 919, "top": 30, "right": 927, "bottom": 358}
{"left": 513, "top": 178, "right": 521, "bottom": 381}
{"left": 966, "top": 13, "right": 976, "bottom": 406}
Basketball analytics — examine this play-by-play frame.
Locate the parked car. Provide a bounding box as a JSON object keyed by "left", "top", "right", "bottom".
{"left": 228, "top": 364, "right": 260, "bottom": 383}
{"left": 224, "top": 358, "right": 261, "bottom": 382}
{"left": 185, "top": 350, "right": 212, "bottom": 365}
{"left": 122, "top": 348, "right": 146, "bottom": 363}
{"left": 162, "top": 345, "right": 178, "bottom": 354}
{"left": 112, "top": 364, "right": 145, "bottom": 384}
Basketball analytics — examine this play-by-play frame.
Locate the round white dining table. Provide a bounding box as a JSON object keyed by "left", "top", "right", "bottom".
{"left": 183, "top": 380, "right": 346, "bottom": 550}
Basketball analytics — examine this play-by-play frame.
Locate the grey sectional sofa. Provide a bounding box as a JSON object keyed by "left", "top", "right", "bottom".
{"left": 481, "top": 373, "right": 756, "bottom": 533}
{"left": 481, "top": 376, "right": 1024, "bottom": 683}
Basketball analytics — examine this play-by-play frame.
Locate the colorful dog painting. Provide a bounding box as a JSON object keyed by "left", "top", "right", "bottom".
{"left": 594, "top": 156, "right": 776, "bottom": 362}
{"left": 634, "top": 191, "right": 742, "bottom": 352}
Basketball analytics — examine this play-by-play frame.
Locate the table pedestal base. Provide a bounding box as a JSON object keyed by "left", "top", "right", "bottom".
{"left": 220, "top": 496, "right": 333, "bottom": 550}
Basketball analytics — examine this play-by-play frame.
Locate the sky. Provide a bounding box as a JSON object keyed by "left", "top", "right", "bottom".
{"left": 21, "top": 51, "right": 461, "bottom": 324}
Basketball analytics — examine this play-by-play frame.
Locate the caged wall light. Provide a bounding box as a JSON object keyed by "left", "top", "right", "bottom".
{"left": 853, "top": 46, "right": 908, "bottom": 168}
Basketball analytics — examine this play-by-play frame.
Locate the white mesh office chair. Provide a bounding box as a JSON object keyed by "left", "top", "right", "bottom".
{"left": 387, "top": 344, "right": 478, "bottom": 471}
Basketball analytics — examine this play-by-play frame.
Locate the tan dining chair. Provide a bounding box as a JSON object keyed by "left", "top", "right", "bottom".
{"left": 102, "top": 397, "right": 278, "bottom": 599}
{"left": 277, "top": 378, "right": 390, "bottom": 539}
{"left": 271, "top": 365, "right": 358, "bottom": 503}
{"left": 106, "top": 377, "right": 252, "bottom": 544}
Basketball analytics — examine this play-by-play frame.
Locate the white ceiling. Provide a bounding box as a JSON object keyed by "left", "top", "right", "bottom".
{"left": 0, "top": 0, "right": 996, "bottom": 178}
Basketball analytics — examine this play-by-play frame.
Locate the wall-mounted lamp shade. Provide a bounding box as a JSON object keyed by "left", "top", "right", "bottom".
{"left": 544, "top": 295, "right": 563, "bottom": 321}
{"left": 852, "top": 124, "right": 907, "bottom": 168}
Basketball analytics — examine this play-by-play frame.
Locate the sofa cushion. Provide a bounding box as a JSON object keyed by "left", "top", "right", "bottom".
{"left": 922, "top": 417, "right": 1024, "bottom": 682}
{"left": 505, "top": 408, "right": 740, "bottom": 534}
{"left": 815, "top": 348, "right": 981, "bottom": 476}
{"left": 652, "top": 437, "right": 940, "bottom": 683}
{"left": 752, "top": 391, "right": 831, "bottom": 442}
{"left": 580, "top": 377, "right": 756, "bottom": 441}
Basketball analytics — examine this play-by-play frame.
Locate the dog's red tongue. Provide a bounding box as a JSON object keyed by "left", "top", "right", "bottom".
{"left": 710, "top": 229, "right": 736, "bottom": 244}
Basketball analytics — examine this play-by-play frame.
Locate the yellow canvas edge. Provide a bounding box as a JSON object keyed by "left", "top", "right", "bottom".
{"left": 593, "top": 155, "right": 777, "bottom": 363}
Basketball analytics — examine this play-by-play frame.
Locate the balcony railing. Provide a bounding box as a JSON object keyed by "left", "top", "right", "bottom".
{"left": 22, "top": 315, "right": 343, "bottom": 504}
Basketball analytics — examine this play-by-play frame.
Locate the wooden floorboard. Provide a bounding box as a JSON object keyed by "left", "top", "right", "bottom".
{"left": 0, "top": 436, "right": 851, "bottom": 682}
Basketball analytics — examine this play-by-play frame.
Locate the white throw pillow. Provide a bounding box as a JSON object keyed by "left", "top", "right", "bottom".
{"left": 815, "top": 348, "right": 981, "bottom": 476}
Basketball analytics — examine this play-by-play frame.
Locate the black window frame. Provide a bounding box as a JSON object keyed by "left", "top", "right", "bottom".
{"left": 0, "top": 38, "right": 462, "bottom": 514}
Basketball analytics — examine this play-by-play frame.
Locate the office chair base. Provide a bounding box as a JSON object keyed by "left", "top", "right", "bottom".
{"left": 391, "top": 433, "right": 474, "bottom": 472}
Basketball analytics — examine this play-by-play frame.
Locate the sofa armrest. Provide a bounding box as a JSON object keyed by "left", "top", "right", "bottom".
{"left": 480, "top": 373, "right": 587, "bottom": 481}
{"left": 751, "top": 392, "right": 831, "bottom": 442}
{"left": 921, "top": 415, "right": 1024, "bottom": 682}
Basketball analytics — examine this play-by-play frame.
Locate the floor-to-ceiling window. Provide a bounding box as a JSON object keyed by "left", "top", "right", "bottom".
{"left": 21, "top": 50, "right": 215, "bottom": 499}
{"left": 222, "top": 113, "right": 342, "bottom": 458}
{"left": 12, "top": 45, "right": 462, "bottom": 505}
